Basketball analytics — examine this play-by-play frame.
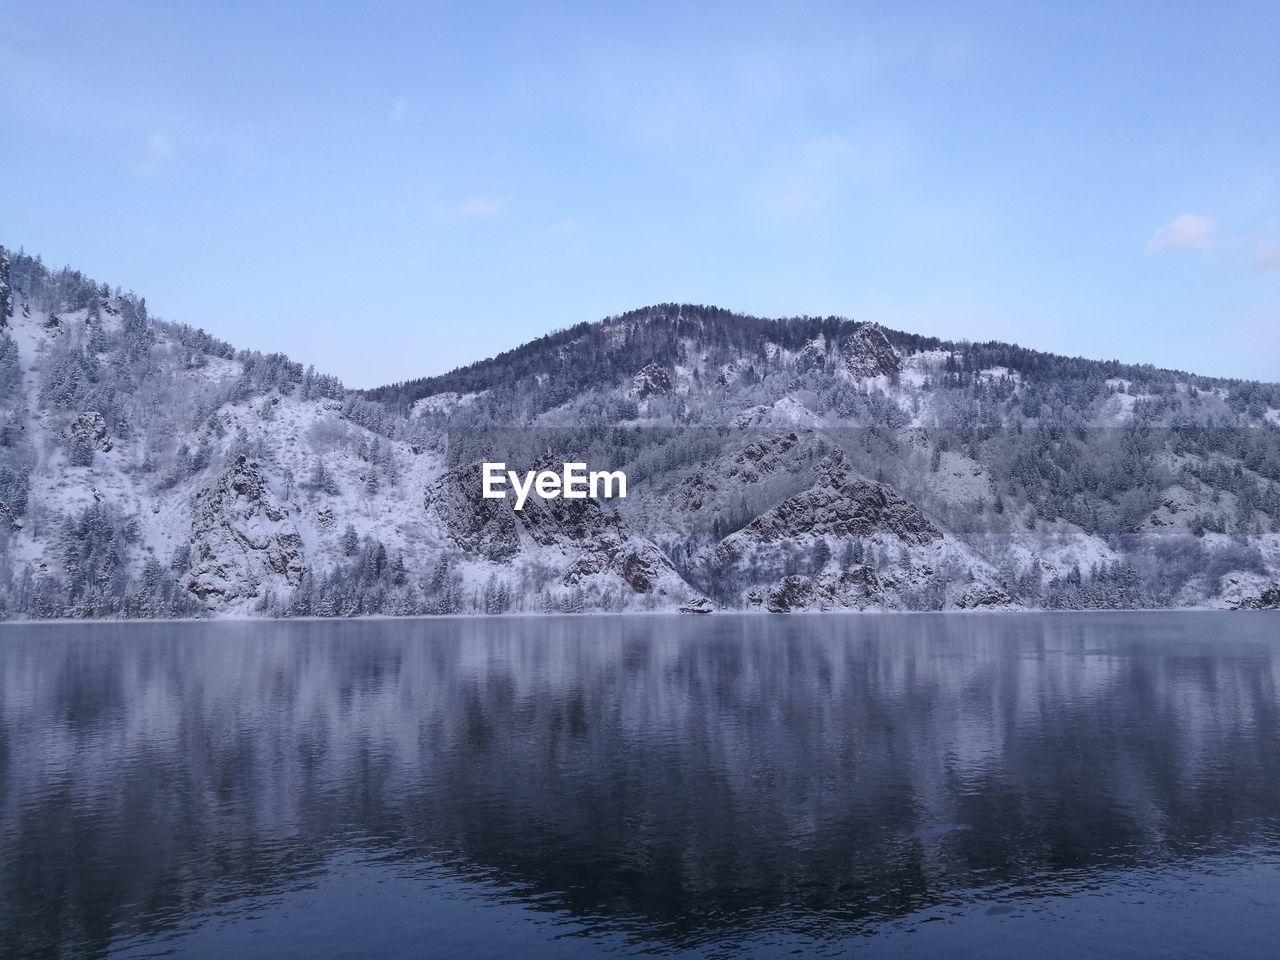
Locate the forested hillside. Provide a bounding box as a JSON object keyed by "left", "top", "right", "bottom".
{"left": 1, "top": 245, "right": 1278, "bottom": 619}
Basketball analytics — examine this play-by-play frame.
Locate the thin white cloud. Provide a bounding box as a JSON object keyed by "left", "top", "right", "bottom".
{"left": 388, "top": 96, "right": 412, "bottom": 124}
{"left": 1147, "top": 213, "right": 1215, "bottom": 254}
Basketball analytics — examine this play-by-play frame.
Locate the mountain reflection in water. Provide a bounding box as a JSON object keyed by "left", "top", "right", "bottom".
{"left": 1, "top": 613, "right": 1278, "bottom": 958}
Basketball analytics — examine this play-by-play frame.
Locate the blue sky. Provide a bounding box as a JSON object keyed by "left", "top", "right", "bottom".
{"left": 2, "top": 1, "right": 1278, "bottom": 386}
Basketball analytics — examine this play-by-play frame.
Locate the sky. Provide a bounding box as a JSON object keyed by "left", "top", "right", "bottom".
{"left": 2, "top": 1, "right": 1279, "bottom": 387}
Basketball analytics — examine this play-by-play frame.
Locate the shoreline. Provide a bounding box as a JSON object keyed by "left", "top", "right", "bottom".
{"left": 0, "top": 606, "right": 1273, "bottom": 628}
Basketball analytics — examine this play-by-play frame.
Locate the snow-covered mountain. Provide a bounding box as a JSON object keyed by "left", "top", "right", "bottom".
{"left": 2, "top": 246, "right": 1278, "bottom": 619}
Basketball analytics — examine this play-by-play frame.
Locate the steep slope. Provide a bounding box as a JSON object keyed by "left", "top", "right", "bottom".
{"left": 423, "top": 458, "right": 701, "bottom": 611}
{"left": 704, "top": 450, "right": 1010, "bottom": 611}
{"left": 0, "top": 250, "right": 448, "bottom": 616}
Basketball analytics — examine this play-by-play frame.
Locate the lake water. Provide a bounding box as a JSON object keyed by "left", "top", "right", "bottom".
{"left": 1, "top": 613, "right": 1278, "bottom": 958}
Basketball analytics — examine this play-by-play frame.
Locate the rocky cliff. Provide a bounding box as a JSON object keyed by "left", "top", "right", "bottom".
{"left": 186, "top": 456, "right": 305, "bottom": 606}
{"left": 425, "top": 457, "right": 704, "bottom": 610}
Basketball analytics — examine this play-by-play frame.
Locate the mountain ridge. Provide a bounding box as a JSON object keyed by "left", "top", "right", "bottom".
{"left": 362, "top": 301, "right": 1249, "bottom": 413}
{"left": 2, "top": 244, "right": 1278, "bottom": 620}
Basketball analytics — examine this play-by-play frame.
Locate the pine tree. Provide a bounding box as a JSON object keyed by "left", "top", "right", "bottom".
{"left": 67, "top": 434, "right": 95, "bottom": 467}
{"left": 811, "top": 538, "right": 831, "bottom": 574}
{"left": 0, "top": 245, "right": 12, "bottom": 328}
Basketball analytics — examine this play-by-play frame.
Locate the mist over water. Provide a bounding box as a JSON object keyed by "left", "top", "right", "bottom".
{"left": 2, "top": 613, "right": 1279, "bottom": 958}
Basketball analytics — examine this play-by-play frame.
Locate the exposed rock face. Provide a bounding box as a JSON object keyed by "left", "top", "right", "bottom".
{"left": 631, "top": 363, "right": 673, "bottom": 400}
{"left": 423, "top": 462, "right": 520, "bottom": 562}
{"left": 954, "top": 584, "right": 1013, "bottom": 609}
{"left": 718, "top": 452, "right": 941, "bottom": 555}
{"left": 186, "top": 456, "right": 305, "bottom": 603}
{"left": 763, "top": 575, "right": 820, "bottom": 612}
{"left": 704, "top": 452, "right": 1012, "bottom": 611}
{"left": 615, "top": 542, "right": 676, "bottom": 593}
{"left": 518, "top": 473, "right": 623, "bottom": 548}
{"left": 731, "top": 405, "right": 772, "bottom": 429}
{"left": 1216, "top": 570, "right": 1276, "bottom": 610}
{"left": 826, "top": 566, "right": 888, "bottom": 606}
{"left": 731, "top": 398, "right": 822, "bottom": 430}
{"left": 845, "top": 322, "right": 902, "bottom": 379}
{"left": 679, "top": 596, "right": 715, "bottom": 614}
{"left": 518, "top": 479, "right": 690, "bottom": 597}
{"left": 426, "top": 458, "right": 705, "bottom": 605}
{"left": 67, "top": 411, "right": 112, "bottom": 452}
{"left": 750, "top": 566, "right": 887, "bottom": 612}
{"left": 795, "top": 336, "right": 827, "bottom": 372}
{"left": 678, "top": 432, "right": 817, "bottom": 512}
{"left": 1234, "top": 584, "right": 1280, "bottom": 610}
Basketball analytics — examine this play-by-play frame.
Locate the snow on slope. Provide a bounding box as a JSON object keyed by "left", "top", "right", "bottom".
{"left": 4, "top": 255, "right": 1279, "bottom": 618}
{"left": 2, "top": 300, "right": 451, "bottom": 614}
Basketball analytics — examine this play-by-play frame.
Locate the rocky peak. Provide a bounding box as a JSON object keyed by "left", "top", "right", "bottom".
{"left": 845, "top": 322, "right": 902, "bottom": 379}
{"left": 720, "top": 451, "right": 941, "bottom": 550}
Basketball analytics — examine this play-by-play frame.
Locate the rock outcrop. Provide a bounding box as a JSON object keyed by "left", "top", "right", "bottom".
{"left": 678, "top": 432, "right": 819, "bottom": 512}
{"left": 748, "top": 567, "right": 888, "bottom": 612}
{"left": 845, "top": 322, "right": 902, "bottom": 379}
{"left": 426, "top": 458, "right": 706, "bottom": 606}
{"left": 1233, "top": 584, "right": 1280, "bottom": 610}
{"left": 731, "top": 398, "right": 822, "bottom": 429}
{"left": 423, "top": 462, "right": 520, "bottom": 562}
{"left": 67, "top": 411, "right": 112, "bottom": 453}
{"left": 186, "top": 456, "right": 305, "bottom": 604}
{"left": 953, "top": 584, "right": 1013, "bottom": 609}
{"left": 704, "top": 452, "right": 1012, "bottom": 611}
{"left": 717, "top": 452, "right": 941, "bottom": 554}
{"left": 631, "top": 363, "right": 673, "bottom": 400}
{"left": 761, "top": 575, "right": 821, "bottom": 612}
{"left": 795, "top": 336, "right": 828, "bottom": 372}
